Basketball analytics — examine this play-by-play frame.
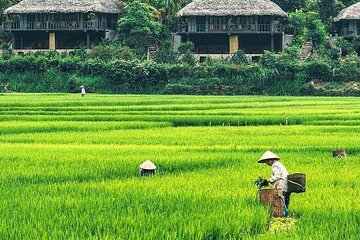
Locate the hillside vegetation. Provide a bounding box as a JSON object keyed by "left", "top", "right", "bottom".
{"left": 1, "top": 0, "right": 360, "bottom": 94}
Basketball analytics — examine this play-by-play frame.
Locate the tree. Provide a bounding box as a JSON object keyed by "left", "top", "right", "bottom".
{"left": 306, "top": 12, "right": 328, "bottom": 48}
{"left": 153, "top": 40, "right": 178, "bottom": 63}
{"left": 118, "top": 0, "right": 162, "bottom": 56}
{"left": 230, "top": 49, "right": 249, "bottom": 65}
{"left": 272, "top": 0, "right": 307, "bottom": 12}
{"left": 317, "top": 0, "right": 342, "bottom": 30}
{"left": 157, "top": 0, "right": 192, "bottom": 27}
{"left": 178, "top": 42, "right": 196, "bottom": 65}
{"left": 286, "top": 10, "right": 307, "bottom": 46}
{"left": 88, "top": 42, "right": 137, "bottom": 62}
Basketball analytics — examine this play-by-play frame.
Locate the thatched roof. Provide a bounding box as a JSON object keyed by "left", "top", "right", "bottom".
{"left": 177, "top": 0, "right": 287, "bottom": 17}
{"left": 335, "top": 2, "right": 360, "bottom": 21}
{"left": 4, "top": 0, "right": 123, "bottom": 14}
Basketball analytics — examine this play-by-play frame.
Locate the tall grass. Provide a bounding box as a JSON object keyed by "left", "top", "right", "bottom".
{"left": 0, "top": 93, "right": 359, "bottom": 239}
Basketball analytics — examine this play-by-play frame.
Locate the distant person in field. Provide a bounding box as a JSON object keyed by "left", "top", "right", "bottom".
{"left": 80, "top": 85, "right": 86, "bottom": 97}
{"left": 258, "top": 150, "right": 290, "bottom": 216}
{"left": 139, "top": 160, "right": 156, "bottom": 176}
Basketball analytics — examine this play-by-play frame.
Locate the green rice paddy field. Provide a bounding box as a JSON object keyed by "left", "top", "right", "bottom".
{"left": 0, "top": 93, "right": 360, "bottom": 239}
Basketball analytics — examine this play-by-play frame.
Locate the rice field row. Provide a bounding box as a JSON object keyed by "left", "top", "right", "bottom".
{"left": 0, "top": 93, "right": 359, "bottom": 239}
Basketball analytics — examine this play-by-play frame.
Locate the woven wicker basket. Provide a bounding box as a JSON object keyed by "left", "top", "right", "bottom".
{"left": 258, "top": 189, "right": 283, "bottom": 217}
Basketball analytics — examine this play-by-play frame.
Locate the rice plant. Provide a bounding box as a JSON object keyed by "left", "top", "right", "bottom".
{"left": 0, "top": 93, "right": 359, "bottom": 239}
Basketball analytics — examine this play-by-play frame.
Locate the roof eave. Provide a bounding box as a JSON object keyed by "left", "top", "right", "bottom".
{"left": 177, "top": 12, "right": 287, "bottom": 18}
{"left": 3, "top": 9, "right": 122, "bottom": 14}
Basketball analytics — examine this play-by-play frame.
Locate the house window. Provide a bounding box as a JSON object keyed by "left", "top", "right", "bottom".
{"left": 27, "top": 14, "right": 35, "bottom": 22}
{"left": 234, "top": 17, "right": 247, "bottom": 25}
{"left": 209, "top": 17, "right": 228, "bottom": 25}
{"left": 258, "top": 16, "right": 270, "bottom": 25}
{"left": 209, "top": 17, "right": 228, "bottom": 31}
{"left": 64, "top": 14, "right": 78, "bottom": 21}
{"left": 38, "top": 14, "right": 48, "bottom": 22}
{"left": 258, "top": 16, "right": 270, "bottom": 31}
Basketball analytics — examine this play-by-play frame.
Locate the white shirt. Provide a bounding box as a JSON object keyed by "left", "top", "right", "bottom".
{"left": 81, "top": 88, "right": 86, "bottom": 95}
{"left": 269, "top": 160, "right": 289, "bottom": 192}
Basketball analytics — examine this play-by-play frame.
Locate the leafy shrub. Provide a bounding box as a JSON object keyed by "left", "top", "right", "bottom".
{"left": 178, "top": 42, "right": 196, "bottom": 65}
{"left": 88, "top": 43, "right": 136, "bottom": 61}
{"left": 230, "top": 50, "right": 249, "bottom": 65}
{"left": 153, "top": 40, "right": 178, "bottom": 64}
{"left": 304, "top": 60, "right": 332, "bottom": 81}
{"left": 0, "top": 43, "right": 12, "bottom": 60}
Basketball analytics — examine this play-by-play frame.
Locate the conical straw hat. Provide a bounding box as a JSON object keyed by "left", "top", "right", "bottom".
{"left": 258, "top": 151, "right": 280, "bottom": 163}
{"left": 140, "top": 160, "right": 156, "bottom": 170}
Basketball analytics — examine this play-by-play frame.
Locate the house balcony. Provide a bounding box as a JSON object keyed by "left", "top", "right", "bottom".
{"left": 2, "top": 20, "right": 113, "bottom": 31}
{"left": 340, "top": 28, "right": 360, "bottom": 37}
{"left": 177, "top": 23, "right": 283, "bottom": 34}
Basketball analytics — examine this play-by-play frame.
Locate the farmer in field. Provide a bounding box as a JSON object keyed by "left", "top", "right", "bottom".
{"left": 80, "top": 85, "right": 86, "bottom": 97}
{"left": 139, "top": 160, "right": 156, "bottom": 176}
{"left": 258, "top": 151, "right": 291, "bottom": 215}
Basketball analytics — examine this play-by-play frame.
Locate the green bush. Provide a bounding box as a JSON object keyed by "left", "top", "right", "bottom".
{"left": 304, "top": 60, "right": 332, "bottom": 81}
{"left": 88, "top": 43, "right": 137, "bottom": 61}
{"left": 230, "top": 50, "right": 249, "bottom": 65}
{"left": 153, "top": 41, "right": 178, "bottom": 64}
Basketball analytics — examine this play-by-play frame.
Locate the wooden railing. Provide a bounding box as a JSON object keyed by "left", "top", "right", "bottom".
{"left": 340, "top": 28, "right": 358, "bottom": 37}
{"left": 2, "top": 21, "right": 110, "bottom": 31}
{"left": 177, "top": 24, "right": 283, "bottom": 33}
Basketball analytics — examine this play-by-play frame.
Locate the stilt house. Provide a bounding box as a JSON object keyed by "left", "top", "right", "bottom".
{"left": 2, "top": 0, "right": 123, "bottom": 53}
{"left": 176, "top": 0, "right": 287, "bottom": 60}
{"left": 335, "top": 2, "right": 360, "bottom": 38}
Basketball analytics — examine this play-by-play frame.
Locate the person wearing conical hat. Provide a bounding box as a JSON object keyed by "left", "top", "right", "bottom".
{"left": 258, "top": 151, "right": 290, "bottom": 215}
{"left": 139, "top": 160, "right": 156, "bottom": 176}
{"left": 80, "top": 85, "right": 86, "bottom": 97}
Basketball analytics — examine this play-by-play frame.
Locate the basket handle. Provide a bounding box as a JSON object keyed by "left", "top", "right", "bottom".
{"left": 288, "top": 179, "right": 305, "bottom": 190}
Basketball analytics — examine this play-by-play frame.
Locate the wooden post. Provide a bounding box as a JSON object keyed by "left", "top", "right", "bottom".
{"left": 80, "top": 13, "right": 84, "bottom": 29}
{"left": 86, "top": 32, "right": 90, "bottom": 49}
{"left": 49, "top": 32, "right": 55, "bottom": 49}
{"left": 229, "top": 35, "right": 239, "bottom": 54}
{"left": 20, "top": 35, "right": 24, "bottom": 49}
{"left": 12, "top": 35, "right": 15, "bottom": 49}
{"left": 271, "top": 34, "right": 274, "bottom": 52}
{"left": 255, "top": 16, "right": 258, "bottom": 31}
{"left": 355, "top": 20, "right": 358, "bottom": 36}
{"left": 35, "top": 14, "right": 38, "bottom": 27}
{"left": 205, "top": 16, "right": 208, "bottom": 32}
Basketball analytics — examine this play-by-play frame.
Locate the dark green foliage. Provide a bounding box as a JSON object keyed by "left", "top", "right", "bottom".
{"left": 351, "top": 36, "right": 360, "bottom": 53}
{"left": 272, "top": 0, "right": 307, "bottom": 12}
{"left": 153, "top": 40, "right": 178, "bottom": 64}
{"left": 335, "top": 54, "right": 360, "bottom": 81}
{"left": 118, "top": 1, "right": 162, "bottom": 35}
{"left": 334, "top": 37, "right": 355, "bottom": 56}
{"left": 88, "top": 43, "right": 137, "bottom": 62}
{"left": 317, "top": 0, "right": 342, "bottom": 30}
{"left": 306, "top": 12, "right": 328, "bottom": 48}
{"left": 163, "top": 78, "right": 238, "bottom": 95}
{"left": 230, "top": 49, "right": 249, "bottom": 65}
{"left": 118, "top": 0, "right": 162, "bottom": 56}
{"left": 178, "top": 42, "right": 196, "bottom": 65}
{"left": 0, "top": 42, "right": 358, "bottom": 95}
{"left": 0, "top": 43, "right": 11, "bottom": 60}
{"left": 286, "top": 10, "right": 307, "bottom": 46}
{"left": 67, "top": 75, "right": 80, "bottom": 93}
{"left": 304, "top": 60, "right": 332, "bottom": 81}
{"left": 69, "top": 47, "right": 87, "bottom": 60}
